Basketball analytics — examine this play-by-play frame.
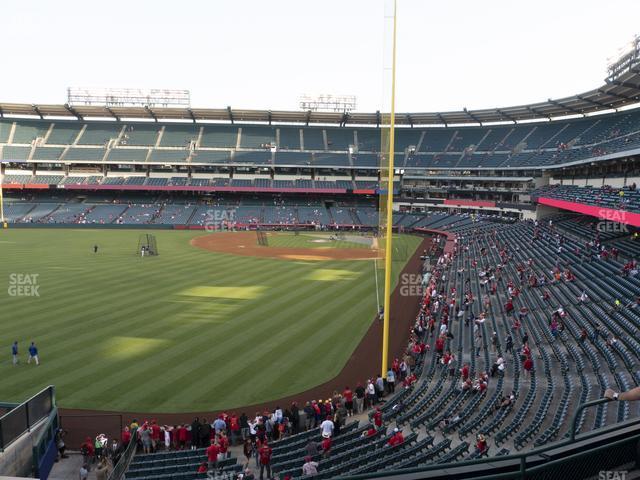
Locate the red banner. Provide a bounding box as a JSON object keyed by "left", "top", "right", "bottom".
{"left": 537, "top": 197, "right": 640, "bottom": 227}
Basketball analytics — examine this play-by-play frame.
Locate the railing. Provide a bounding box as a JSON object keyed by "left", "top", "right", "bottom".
{"left": 569, "top": 397, "right": 610, "bottom": 442}
{"left": 31, "top": 407, "right": 59, "bottom": 479}
{"left": 0, "top": 386, "right": 55, "bottom": 452}
{"left": 107, "top": 427, "right": 137, "bottom": 480}
{"left": 344, "top": 397, "right": 640, "bottom": 480}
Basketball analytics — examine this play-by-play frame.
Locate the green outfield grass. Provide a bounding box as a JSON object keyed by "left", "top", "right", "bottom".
{"left": 0, "top": 229, "right": 421, "bottom": 412}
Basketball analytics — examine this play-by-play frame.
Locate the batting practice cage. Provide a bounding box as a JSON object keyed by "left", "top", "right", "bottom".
{"left": 137, "top": 234, "right": 158, "bottom": 256}
{"left": 256, "top": 231, "right": 268, "bottom": 246}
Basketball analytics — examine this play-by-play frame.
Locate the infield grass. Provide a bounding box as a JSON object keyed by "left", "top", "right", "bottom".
{"left": 0, "top": 229, "right": 421, "bottom": 412}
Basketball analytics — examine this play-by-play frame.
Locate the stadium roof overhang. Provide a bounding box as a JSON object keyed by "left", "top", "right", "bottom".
{"left": 2, "top": 70, "right": 640, "bottom": 126}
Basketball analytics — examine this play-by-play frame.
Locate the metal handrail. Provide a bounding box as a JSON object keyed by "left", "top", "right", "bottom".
{"left": 107, "top": 427, "right": 137, "bottom": 480}
{"left": 0, "top": 385, "right": 55, "bottom": 451}
{"left": 569, "top": 397, "right": 611, "bottom": 442}
{"left": 340, "top": 397, "right": 639, "bottom": 480}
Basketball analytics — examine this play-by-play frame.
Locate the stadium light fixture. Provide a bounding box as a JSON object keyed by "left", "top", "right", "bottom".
{"left": 607, "top": 35, "right": 640, "bottom": 82}
{"left": 67, "top": 87, "right": 191, "bottom": 108}
{"left": 298, "top": 94, "right": 357, "bottom": 113}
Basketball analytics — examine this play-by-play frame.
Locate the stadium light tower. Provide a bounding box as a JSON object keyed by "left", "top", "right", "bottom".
{"left": 606, "top": 34, "right": 640, "bottom": 82}
{"left": 67, "top": 87, "right": 191, "bottom": 108}
{"left": 298, "top": 94, "right": 357, "bottom": 113}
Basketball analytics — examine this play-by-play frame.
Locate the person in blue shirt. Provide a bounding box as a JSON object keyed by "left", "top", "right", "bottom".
{"left": 12, "top": 341, "right": 18, "bottom": 366}
{"left": 28, "top": 342, "right": 39, "bottom": 366}
{"left": 386, "top": 369, "right": 396, "bottom": 393}
{"left": 212, "top": 416, "right": 226, "bottom": 436}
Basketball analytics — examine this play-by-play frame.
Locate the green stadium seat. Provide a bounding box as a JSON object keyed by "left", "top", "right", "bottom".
{"left": 199, "top": 125, "right": 239, "bottom": 148}
{"left": 77, "top": 124, "right": 122, "bottom": 145}
{"left": 12, "top": 120, "right": 49, "bottom": 144}
{"left": 2, "top": 145, "right": 31, "bottom": 160}
{"left": 160, "top": 125, "right": 199, "bottom": 147}
{"left": 47, "top": 123, "right": 82, "bottom": 144}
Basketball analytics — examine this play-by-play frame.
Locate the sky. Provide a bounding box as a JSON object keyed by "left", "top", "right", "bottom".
{"left": 2, "top": 0, "right": 640, "bottom": 113}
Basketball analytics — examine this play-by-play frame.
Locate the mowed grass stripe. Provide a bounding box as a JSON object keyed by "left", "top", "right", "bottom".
{"left": 0, "top": 241, "right": 270, "bottom": 398}
{"left": 117, "top": 260, "right": 368, "bottom": 410}
{"left": 3, "top": 242, "right": 400, "bottom": 404}
{"left": 0, "top": 230, "right": 420, "bottom": 410}
{"left": 63, "top": 264, "right": 299, "bottom": 407}
{"left": 1, "top": 248, "right": 241, "bottom": 363}
{"left": 195, "top": 270, "right": 380, "bottom": 407}
{"left": 3, "top": 245, "right": 263, "bottom": 343}
{"left": 3, "top": 239, "right": 400, "bottom": 356}
{"left": 51, "top": 256, "right": 331, "bottom": 409}
{"left": 24, "top": 255, "right": 300, "bottom": 407}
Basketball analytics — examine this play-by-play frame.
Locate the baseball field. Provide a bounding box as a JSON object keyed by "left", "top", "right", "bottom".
{"left": 0, "top": 229, "right": 422, "bottom": 413}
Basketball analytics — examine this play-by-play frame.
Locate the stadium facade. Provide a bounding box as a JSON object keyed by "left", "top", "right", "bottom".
{"left": 2, "top": 70, "right": 640, "bottom": 480}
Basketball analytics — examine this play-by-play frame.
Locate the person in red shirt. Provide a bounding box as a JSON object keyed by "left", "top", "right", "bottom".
{"left": 505, "top": 298, "right": 514, "bottom": 314}
{"left": 197, "top": 462, "right": 207, "bottom": 473}
{"left": 121, "top": 427, "right": 131, "bottom": 447}
{"left": 523, "top": 356, "right": 533, "bottom": 377}
{"left": 80, "top": 437, "right": 94, "bottom": 466}
{"left": 229, "top": 414, "right": 240, "bottom": 445}
{"left": 321, "top": 436, "right": 332, "bottom": 458}
{"left": 258, "top": 441, "right": 272, "bottom": 480}
{"left": 402, "top": 373, "right": 416, "bottom": 388}
{"left": 373, "top": 407, "right": 383, "bottom": 429}
{"left": 442, "top": 351, "right": 452, "bottom": 366}
{"left": 461, "top": 363, "right": 470, "bottom": 381}
{"left": 173, "top": 425, "right": 182, "bottom": 450}
{"left": 343, "top": 386, "right": 354, "bottom": 416}
{"left": 363, "top": 426, "right": 377, "bottom": 437}
{"left": 150, "top": 420, "right": 161, "bottom": 452}
{"left": 428, "top": 318, "right": 435, "bottom": 337}
{"left": 218, "top": 433, "right": 229, "bottom": 461}
{"left": 178, "top": 424, "right": 188, "bottom": 450}
{"left": 435, "top": 335, "right": 445, "bottom": 362}
{"left": 392, "top": 358, "right": 400, "bottom": 375}
{"left": 475, "top": 434, "right": 488, "bottom": 455}
{"left": 387, "top": 428, "right": 404, "bottom": 447}
{"left": 206, "top": 439, "right": 219, "bottom": 471}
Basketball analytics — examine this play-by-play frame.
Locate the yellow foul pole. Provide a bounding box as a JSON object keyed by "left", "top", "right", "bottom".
{"left": 381, "top": 0, "right": 397, "bottom": 377}
{"left": 0, "top": 175, "right": 4, "bottom": 225}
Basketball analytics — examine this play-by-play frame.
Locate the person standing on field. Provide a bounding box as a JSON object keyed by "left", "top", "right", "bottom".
{"left": 28, "top": 342, "right": 39, "bottom": 365}
{"left": 12, "top": 341, "right": 18, "bottom": 365}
